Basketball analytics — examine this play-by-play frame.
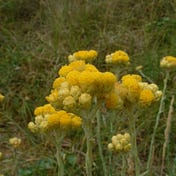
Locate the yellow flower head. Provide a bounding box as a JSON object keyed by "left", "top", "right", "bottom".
{"left": 69, "top": 60, "right": 86, "bottom": 72}
{"left": 160, "top": 56, "right": 176, "bottom": 68}
{"left": 66, "top": 70, "right": 80, "bottom": 85}
{"left": 34, "top": 104, "right": 56, "bottom": 116}
{"left": 70, "top": 86, "right": 81, "bottom": 99}
{"left": 68, "top": 50, "right": 98, "bottom": 62}
{"left": 28, "top": 122, "right": 38, "bottom": 133}
{"left": 0, "top": 93, "right": 4, "bottom": 102}
{"left": 47, "top": 111, "right": 67, "bottom": 128}
{"left": 79, "top": 93, "right": 92, "bottom": 108}
{"left": 139, "top": 89, "right": 155, "bottom": 106}
{"left": 58, "top": 65, "right": 73, "bottom": 77}
{"left": 122, "top": 76, "right": 141, "bottom": 102}
{"left": 58, "top": 114, "right": 72, "bottom": 129}
{"left": 85, "top": 64, "right": 99, "bottom": 72}
{"left": 47, "top": 110, "right": 82, "bottom": 130}
{"left": 100, "top": 72, "right": 117, "bottom": 93}
{"left": 78, "top": 71, "right": 97, "bottom": 92}
{"left": 71, "top": 115, "right": 82, "bottom": 128}
{"left": 122, "top": 74, "right": 142, "bottom": 82}
{"left": 63, "top": 96, "right": 76, "bottom": 109}
{"left": 9, "top": 137, "right": 21, "bottom": 148}
{"left": 53, "top": 77, "right": 66, "bottom": 89}
{"left": 105, "top": 91, "right": 123, "bottom": 109}
{"left": 105, "top": 50, "right": 130, "bottom": 65}
{"left": 58, "top": 87, "right": 70, "bottom": 98}
{"left": 45, "top": 89, "right": 59, "bottom": 103}
{"left": 108, "top": 133, "right": 131, "bottom": 153}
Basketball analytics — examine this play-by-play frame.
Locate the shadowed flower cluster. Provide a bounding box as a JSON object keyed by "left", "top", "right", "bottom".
{"left": 105, "top": 74, "right": 162, "bottom": 109}
{"left": 108, "top": 133, "right": 131, "bottom": 153}
{"left": 28, "top": 104, "right": 82, "bottom": 133}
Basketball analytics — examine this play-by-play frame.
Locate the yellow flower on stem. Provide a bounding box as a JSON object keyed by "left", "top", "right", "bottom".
{"left": 139, "top": 89, "right": 155, "bottom": 106}
{"left": 160, "top": 56, "right": 176, "bottom": 69}
{"left": 105, "top": 50, "right": 130, "bottom": 65}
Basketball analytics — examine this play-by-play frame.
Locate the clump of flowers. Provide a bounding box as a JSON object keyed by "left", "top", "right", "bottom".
{"left": 46, "top": 60, "right": 117, "bottom": 113}
{"left": 68, "top": 50, "right": 98, "bottom": 63}
{"left": 108, "top": 133, "right": 131, "bottom": 153}
{"left": 105, "top": 74, "right": 162, "bottom": 109}
{"left": 28, "top": 104, "right": 82, "bottom": 133}
{"left": 9, "top": 137, "right": 21, "bottom": 148}
{"left": 160, "top": 56, "right": 176, "bottom": 69}
{"left": 0, "top": 93, "right": 4, "bottom": 102}
{"left": 105, "top": 50, "right": 130, "bottom": 65}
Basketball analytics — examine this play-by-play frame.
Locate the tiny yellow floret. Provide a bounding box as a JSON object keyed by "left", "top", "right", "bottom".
{"left": 9, "top": 137, "right": 21, "bottom": 148}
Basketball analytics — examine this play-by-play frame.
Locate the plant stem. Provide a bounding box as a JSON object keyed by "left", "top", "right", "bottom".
{"left": 96, "top": 109, "right": 108, "bottom": 176}
{"left": 83, "top": 119, "right": 93, "bottom": 176}
{"left": 129, "top": 114, "right": 140, "bottom": 175}
{"left": 160, "top": 95, "right": 175, "bottom": 175}
{"left": 146, "top": 71, "right": 169, "bottom": 172}
{"left": 55, "top": 131, "right": 65, "bottom": 176}
{"left": 121, "top": 155, "right": 127, "bottom": 176}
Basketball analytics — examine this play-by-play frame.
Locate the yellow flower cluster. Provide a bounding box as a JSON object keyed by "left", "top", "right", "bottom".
{"left": 28, "top": 104, "right": 82, "bottom": 133}
{"left": 105, "top": 74, "right": 162, "bottom": 109}
{"left": 9, "top": 137, "right": 21, "bottom": 148}
{"left": 68, "top": 50, "right": 98, "bottom": 62}
{"left": 160, "top": 56, "right": 176, "bottom": 69}
{"left": 46, "top": 60, "right": 116, "bottom": 111}
{"left": 108, "top": 133, "right": 131, "bottom": 153}
{"left": 105, "top": 50, "right": 130, "bottom": 65}
{"left": 0, "top": 93, "right": 4, "bottom": 102}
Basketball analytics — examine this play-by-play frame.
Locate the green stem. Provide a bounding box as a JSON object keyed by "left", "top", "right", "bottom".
{"left": 13, "top": 149, "right": 18, "bottom": 175}
{"left": 146, "top": 71, "right": 169, "bottom": 172}
{"left": 129, "top": 115, "right": 140, "bottom": 175}
{"left": 83, "top": 119, "right": 93, "bottom": 176}
{"left": 121, "top": 155, "right": 127, "bottom": 176}
{"left": 55, "top": 131, "right": 65, "bottom": 176}
{"left": 96, "top": 110, "right": 108, "bottom": 176}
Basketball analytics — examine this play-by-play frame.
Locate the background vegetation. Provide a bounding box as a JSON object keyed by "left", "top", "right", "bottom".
{"left": 0, "top": 0, "right": 176, "bottom": 175}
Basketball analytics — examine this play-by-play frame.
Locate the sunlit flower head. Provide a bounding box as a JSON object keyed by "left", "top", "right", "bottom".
{"left": 47, "top": 111, "right": 82, "bottom": 130}
{"left": 45, "top": 89, "right": 59, "bottom": 103}
{"left": 139, "top": 89, "right": 155, "bottom": 106}
{"left": 66, "top": 70, "right": 80, "bottom": 85}
{"left": 34, "top": 104, "right": 56, "bottom": 116}
{"left": 58, "top": 65, "right": 73, "bottom": 77}
{"left": 160, "top": 56, "right": 176, "bottom": 69}
{"left": 69, "top": 60, "right": 86, "bottom": 72}
{"left": 85, "top": 64, "right": 99, "bottom": 72}
{"left": 53, "top": 77, "right": 66, "bottom": 89}
{"left": 105, "top": 50, "right": 130, "bottom": 65}
{"left": 122, "top": 76, "right": 141, "bottom": 102}
{"left": 68, "top": 50, "right": 98, "bottom": 62}
{"left": 122, "top": 74, "right": 142, "bottom": 82}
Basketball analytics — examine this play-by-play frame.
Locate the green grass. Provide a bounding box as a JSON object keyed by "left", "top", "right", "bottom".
{"left": 1, "top": 0, "right": 176, "bottom": 175}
